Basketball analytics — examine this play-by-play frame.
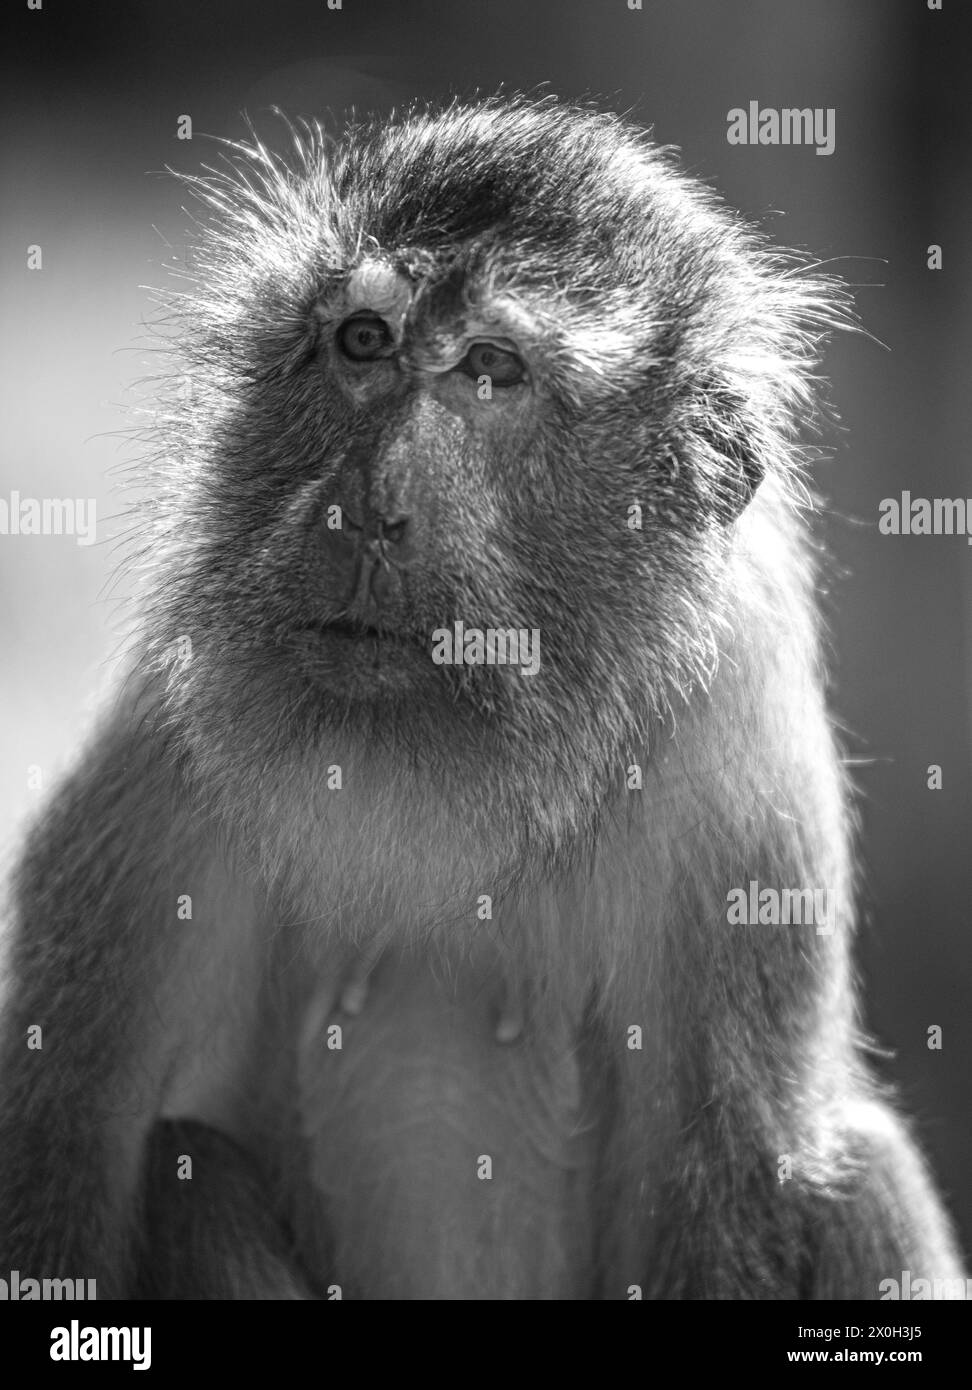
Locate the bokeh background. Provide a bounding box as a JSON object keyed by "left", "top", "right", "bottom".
{"left": 2, "top": 0, "right": 970, "bottom": 1257}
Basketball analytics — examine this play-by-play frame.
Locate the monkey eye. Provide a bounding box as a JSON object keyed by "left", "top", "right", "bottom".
{"left": 461, "top": 341, "right": 526, "bottom": 387}
{"left": 336, "top": 315, "right": 393, "bottom": 362}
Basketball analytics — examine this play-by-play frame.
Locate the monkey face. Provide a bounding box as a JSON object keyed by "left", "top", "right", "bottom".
{"left": 146, "top": 98, "right": 838, "bottom": 878}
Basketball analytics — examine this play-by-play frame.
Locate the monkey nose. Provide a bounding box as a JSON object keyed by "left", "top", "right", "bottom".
{"left": 357, "top": 518, "right": 410, "bottom": 609}
{"left": 377, "top": 515, "right": 409, "bottom": 549}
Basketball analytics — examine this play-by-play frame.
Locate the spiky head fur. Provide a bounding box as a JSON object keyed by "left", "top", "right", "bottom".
{"left": 134, "top": 96, "right": 848, "bottom": 926}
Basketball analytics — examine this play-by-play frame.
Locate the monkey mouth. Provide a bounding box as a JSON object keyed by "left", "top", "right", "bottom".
{"left": 296, "top": 618, "right": 429, "bottom": 667}
{"left": 292, "top": 615, "right": 437, "bottom": 697}
{"left": 302, "top": 618, "right": 415, "bottom": 645}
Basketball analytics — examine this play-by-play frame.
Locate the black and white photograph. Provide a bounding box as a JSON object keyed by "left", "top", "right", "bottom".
{"left": 0, "top": 0, "right": 969, "bottom": 1352}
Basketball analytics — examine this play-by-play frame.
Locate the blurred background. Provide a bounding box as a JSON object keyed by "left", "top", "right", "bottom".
{"left": 2, "top": 0, "right": 970, "bottom": 1256}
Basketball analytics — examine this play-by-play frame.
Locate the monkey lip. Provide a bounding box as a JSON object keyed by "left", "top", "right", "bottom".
{"left": 295, "top": 616, "right": 433, "bottom": 694}
{"left": 300, "top": 618, "right": 417, "bottom": 647}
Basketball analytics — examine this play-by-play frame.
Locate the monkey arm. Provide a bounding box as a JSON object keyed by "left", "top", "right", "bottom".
{"left": 801, "top": 1100, "right": 967, "bottom": 1299}
{"left": 592, "top": 564, "right": 967, "bottom": 1300}
{"left": 135, "top": 1119, "right": 315, "bottom": 1299}
{"left": 0, "top": 694, "right": 244, "bottom": 1296}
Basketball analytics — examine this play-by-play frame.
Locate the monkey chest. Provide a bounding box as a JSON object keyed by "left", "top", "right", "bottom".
{"left": 290, "top": 948, "right": 600, "bottom": 1299}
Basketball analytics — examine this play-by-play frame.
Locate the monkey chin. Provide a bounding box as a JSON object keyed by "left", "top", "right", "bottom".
{"left": 293, "top": 622, "right": 439, "bottom": 701}
{"left": 161, "top": 627, "right": 615, "bottom": 944}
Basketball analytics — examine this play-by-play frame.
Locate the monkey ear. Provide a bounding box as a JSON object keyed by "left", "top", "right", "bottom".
{"left": 697, "top": 382, "right": 767, "bottom": 524}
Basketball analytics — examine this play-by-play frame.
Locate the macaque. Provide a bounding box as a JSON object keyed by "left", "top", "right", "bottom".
{"left": 0, "top": 96, "right": 963, "bottom": 1299}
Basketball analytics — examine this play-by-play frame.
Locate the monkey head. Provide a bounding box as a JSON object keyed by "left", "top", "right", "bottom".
{"left": 142, "top": 97, "right": 842, "bottom": 917}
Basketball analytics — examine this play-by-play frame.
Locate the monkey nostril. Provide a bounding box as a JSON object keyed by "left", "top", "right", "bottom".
{"left": 379, "top": 517, "right": 409, "bottom": 547}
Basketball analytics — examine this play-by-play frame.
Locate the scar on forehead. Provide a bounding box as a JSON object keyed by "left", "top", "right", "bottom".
{"left": 313, "top": 260, "right": 412, "bottom": 334}
{"left": 344, "top": 261, "right": 412, "bottom": 318}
